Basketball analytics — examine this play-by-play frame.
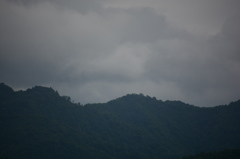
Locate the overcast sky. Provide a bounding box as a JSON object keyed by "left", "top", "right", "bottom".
{"left": 1, "top": 0, "right": 240, "bottom": 106}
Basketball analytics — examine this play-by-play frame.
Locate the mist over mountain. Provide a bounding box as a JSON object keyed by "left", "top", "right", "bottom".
{"left": 1, "top": 83, "right": 240, "bottom": 159}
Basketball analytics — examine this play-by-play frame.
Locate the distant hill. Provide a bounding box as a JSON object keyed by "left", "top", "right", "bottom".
{"left": 0, "top": 83, "right": 240, "bottom": 159}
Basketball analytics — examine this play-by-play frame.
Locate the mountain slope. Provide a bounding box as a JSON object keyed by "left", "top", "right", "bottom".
{"left": 0, "top": 83, "right": 240, "bottom": 159}
{"left": 182, "top": 149, "right": 240, "bottom": 159}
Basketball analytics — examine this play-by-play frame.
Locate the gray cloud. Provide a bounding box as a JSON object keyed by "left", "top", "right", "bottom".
{"left": 7, "top": 0, "right": 103, "bottom": 14}
{"left": 144, "top": 14, "right": 240, "bottom": 106}
{"left": 119, "top": 8, "right": 172, "bottom": 43}
{"left": 1, "top": 0, "right": 240, "bottom": 106}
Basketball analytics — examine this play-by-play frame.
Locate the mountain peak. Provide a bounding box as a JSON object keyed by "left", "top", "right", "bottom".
{"left": 28, "top": 85, "right": 54, "bottom": 91}
{"left": 110, "top": 93, "right": 158, "bottom": 103}
{"left": 26, "top": 85, "right": 59, "bottom": 96}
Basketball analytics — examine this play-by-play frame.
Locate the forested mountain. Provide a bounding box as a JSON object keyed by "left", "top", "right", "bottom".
{"left": 182, "top": 149, "right": 240, "bottom": 159}
{"left": 1, "top": 83, "right": 240, "bottom": 159}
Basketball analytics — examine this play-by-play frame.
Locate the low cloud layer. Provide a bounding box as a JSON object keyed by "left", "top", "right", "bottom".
{"left": 1, "top": 0, "right": 240, "bottom": 106}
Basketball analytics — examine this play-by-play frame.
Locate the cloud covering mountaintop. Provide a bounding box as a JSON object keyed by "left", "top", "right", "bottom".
{"left": 1, "top": 0, "right": 240, "bottom": 106}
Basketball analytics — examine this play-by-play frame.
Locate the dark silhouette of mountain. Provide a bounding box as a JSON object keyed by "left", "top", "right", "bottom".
{"left": 0, "top": 83, "right": 240, "bottom": 159}
{"left": 182, "top": 149, "right": 240, "bottom": 159}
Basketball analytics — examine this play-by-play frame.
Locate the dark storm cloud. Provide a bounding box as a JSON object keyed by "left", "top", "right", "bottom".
{"left": 144, "top": 14, "right": 240, "bottom": 106}
{"left": 0, "top": 0, "right": 146, "bottom": 90}
{"left": 1, "top": 0, "right": 240, "bottom": 106}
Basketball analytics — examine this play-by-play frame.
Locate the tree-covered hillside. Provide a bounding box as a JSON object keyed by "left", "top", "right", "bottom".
{"left": 0, "top": 83, "right": 240, "bottom": 159}
{"left": 182, "top": 149, "right": 240, "bottom": 159}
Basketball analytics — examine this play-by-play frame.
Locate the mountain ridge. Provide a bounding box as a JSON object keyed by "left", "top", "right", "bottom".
{"left": 1, "top": 82, "right": 238, "bottom": 108}
{"left": 1, "top": 83, "right": 240, "bottom": 159}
